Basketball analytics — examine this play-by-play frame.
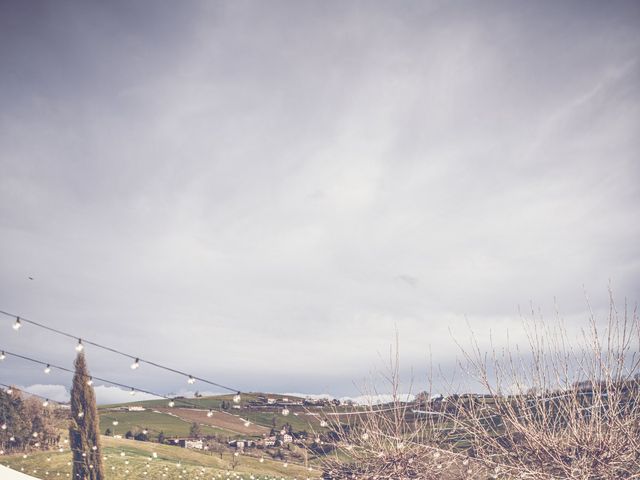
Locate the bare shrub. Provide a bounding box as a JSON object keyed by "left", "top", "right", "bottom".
{"left": 316, "top": 336, "right": 472, "bottom": 479}
{"left": 456, "top": 294, "right": 640, "bottom": 479}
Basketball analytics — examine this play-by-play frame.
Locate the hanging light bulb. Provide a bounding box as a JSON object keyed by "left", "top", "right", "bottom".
{"left": 131, "top": 358, "right": 140, "bottom": 370}
{"left": 244, "top": 421, "right": 251, "bottom": 427}
{"left": 78, "top": 411, "right": 84, "bottom": 418}
{"left": 129, "top": 388, "right": 136, "bottom": 396}
{"left": 44, "top": 364, "right": 51, "bottom": 374}
{"left": 206, "top": 410, "right": 213, "bottom": 418}
{"left": 1, "top": 423, "right": 6, "bottom": 430}
{"left": 13, "top": 317, "right": 22, "bottom": 330}
{"left": 0, "top": 351, "right": 6, "bottom": 361}
{"left": 112, "top": 421, "right": 119, "bottom": 426}
{"left": 282, "top": 408, "right": 290, "bottom": 416}
{"left": 75, "top": 339, "right": 84, "bottom": 352}
{"left": 187, "top": 375, "right": 195, "bottom": 385}
{"left": 42, "top": 399, "right": 49, "bottom": 407}
{"left": 168, "top": 400, "right": 175, "bottom": 408}
{"left": 320, "top": 420, "right": 328, "bottom": 428}
{"left": 86, "top": 377, "right": 93, "bottom": 386}
{"left": 233, "top": 392, "right": 241, "bottom": 403}
{"left": 6, "top": 388, "right": 13, "bottom": 395}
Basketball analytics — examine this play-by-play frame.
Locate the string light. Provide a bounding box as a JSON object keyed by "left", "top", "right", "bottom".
{"left": 42, "top": 399, "right": 49, "bottom": 407}
{"left": 44, "top": 364, "right": 51, "bottom": 374}
{"left": 130, "top": 388, "right": 136, "bottom": 396}
{"left": 13, "top": 317, "right": 21, "bottom": 330}
{"left": 168, "top": 400, "right": 175, "bottom": 407}
{"left": 207, "top": 410, "right": 213, "bottom": 417}
{"left": 233, "top": 392, "right": 241, "bottom": 403}
{"left": 282, "top": 408, "right": 290, "bottom": 416}
{"left": 0, "top": 309, "right": 242, "bottom": 395}
{"left": 187, "top": 375, "right": 195, "bottom": 384}
{"left": 0, "top": 351, "right": 208, "bottom": 412}
{"left": 87, "top": 377, "right": 93, "bottom": 386}
{"left": 0, "top": 350, "right": 5, "bottom": 360}
{"left": 131, "top": 358, "right": 140, "bottom": 370}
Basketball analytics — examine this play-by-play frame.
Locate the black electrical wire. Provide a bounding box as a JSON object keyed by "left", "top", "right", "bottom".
{"left": 0, "top": 349, "right": 225, "bottom": 412}
{"left": 0, "top": 309, "right": 241, "bottom": 394}
{"left": 0, "top": 381, "right": 56, "bottom": 404}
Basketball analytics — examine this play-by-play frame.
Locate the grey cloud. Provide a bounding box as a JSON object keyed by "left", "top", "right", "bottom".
{"left": 1, "top": 0, "right": 639, "bottom": 396}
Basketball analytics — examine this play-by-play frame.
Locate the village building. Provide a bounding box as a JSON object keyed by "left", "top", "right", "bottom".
{"left": 177, "top": 439, "right": 204, "bottom": 449}
{"left": 263, "top": 436, "right": 277, "bottom": 447}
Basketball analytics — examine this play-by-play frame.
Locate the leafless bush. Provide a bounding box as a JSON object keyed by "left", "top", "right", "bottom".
{"left": 316, "top": 335, "right": 476, "bottom": 479}
{"left": 315, "top": 294, "right": 639, "bottom": 479}
{"left": 456, "top": 294, "right": 640, "bottom": 479}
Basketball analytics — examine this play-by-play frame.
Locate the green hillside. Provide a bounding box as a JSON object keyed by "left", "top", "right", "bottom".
{"left": 100, "top": 393, "right": 334, "bottom": 434}
{"left": 1, "top": 435, "right": 320, "bottom": 480}
{"left": 99, "top": 410, "right": 239, "bottom": 439}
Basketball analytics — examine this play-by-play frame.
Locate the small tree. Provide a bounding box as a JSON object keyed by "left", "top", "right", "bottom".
{"left": 189, "top": 422, "right": 202, "bottom": 438}
{"left": 69, "top": 352, "right": 104, "bottom": 480}
{"left": 0, "top": 390, "right": 30, "bottom": 452}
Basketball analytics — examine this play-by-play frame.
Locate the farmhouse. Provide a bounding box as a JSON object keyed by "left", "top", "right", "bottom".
{"left": 229, "top": 439, "right": 255, "bottom": 449}
{"left": 177, "top": 439, "right": 204, "bottom": 449}
{"left": 262, "top": 436, "right": 277, "bottom": 447}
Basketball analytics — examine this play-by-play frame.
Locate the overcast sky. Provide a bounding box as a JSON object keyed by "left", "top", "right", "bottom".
{"left": 1, "top": 1, "right": 639, "bottom": 403}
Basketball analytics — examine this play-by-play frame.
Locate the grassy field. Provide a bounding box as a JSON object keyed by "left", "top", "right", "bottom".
{"left": 1, "top": 435, "right": 321, "bottom": 480}
{"left": 101, "top": 393, "right": 286, "bottom": 410}
{"left": 154, "top": 408, "right": 271, "bottom": 436}
{"left": 99, "top": 410, "right": 239, "bottom": 439}
{"left": 100, "top": 393, "right": 334, "bottom": 435}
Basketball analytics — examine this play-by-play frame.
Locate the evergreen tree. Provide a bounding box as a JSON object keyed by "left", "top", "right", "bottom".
{"left": 0, "top": 389, "right": 30, "bottom": 451}
{"left": 69, "top": 352, "right": 104, "bottom": 480}
{"left": 189, "top": 422, "right": 202, "bottom": 438}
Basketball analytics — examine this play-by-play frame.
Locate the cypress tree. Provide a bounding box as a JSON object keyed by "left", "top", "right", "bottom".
{"left": 69, "top": 352, "right": 104, "bottom": 480}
